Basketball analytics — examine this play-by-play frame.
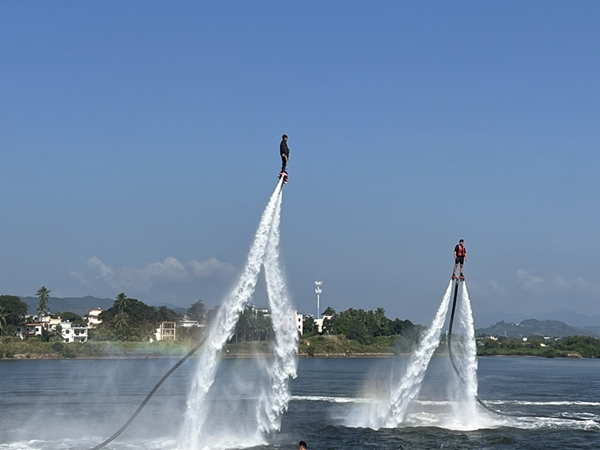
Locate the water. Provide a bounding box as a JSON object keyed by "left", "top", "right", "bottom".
{"left": 447, "top": 281, "right": 481, "bottom": 429}
{"left": 344, "top": 281, "right": 453, "bottom": 429}
{"left": 259, "top": 190, "right": 298, "bottom": 435}
{"left": 1, "top": 357, "right": 599, "bottom": 449}
{"left": 180, "top": 177, "right": 298, "bottom": 449}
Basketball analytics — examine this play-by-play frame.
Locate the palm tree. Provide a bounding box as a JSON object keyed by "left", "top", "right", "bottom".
{"left": 135, "top": 323, "right": 156, "bottom": 342}
{"left": 36, "top": 286, "right": 51, "bottom": 319}
{"left": 50, "top": 324, "right": 64, "bottom": 342}
{"left": 115, "top": 293, "right": 130, "bottom": 314}
{"left": 113, "top": 311, "right": 130, "bottom": 339}
{"left": 0, "top": 305, "right": 7, "bottom": 338}
{"left": 188, "top": 300, "right": 206, "bottom": 324}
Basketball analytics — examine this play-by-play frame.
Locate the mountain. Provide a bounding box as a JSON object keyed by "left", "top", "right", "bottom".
{"left": 474, "top": 309, "right": 600, "bottom": 329}
{"left": 19, "top": 296, "right": 189, "bottom": 318}
{"left": 20, "top": 296, "right": 114, "bottom": 317}
{"left": 475, "top": 319, "right": 599, "bottom": 338}
{"left": 538, "top": 309, "right": 600, "bottom": 328}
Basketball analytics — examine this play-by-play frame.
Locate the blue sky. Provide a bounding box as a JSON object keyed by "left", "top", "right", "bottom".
{"left": 0, "top": 1, "right": 598, "bottom": 325}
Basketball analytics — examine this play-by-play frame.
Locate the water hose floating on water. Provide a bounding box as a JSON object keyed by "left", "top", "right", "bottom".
{"left": 89, "top": 340, "right": 204, "bottom": 450}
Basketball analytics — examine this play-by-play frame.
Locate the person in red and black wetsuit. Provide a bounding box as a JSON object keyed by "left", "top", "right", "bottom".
{"left": 452, "top": 239, "right": 468, "bottom": 280}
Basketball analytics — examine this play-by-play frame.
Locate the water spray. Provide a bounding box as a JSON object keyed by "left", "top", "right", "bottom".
{"left": 88, "top": 177, "right": 298, "bottom": 450}
{"left": 345, "top": 281, "right": 453, "bottom": 429}
{"left": 447, "top": 279, "right": 592, "bottom": 423}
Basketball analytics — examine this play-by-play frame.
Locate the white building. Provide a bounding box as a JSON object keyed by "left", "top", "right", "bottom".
{"left": 296, "top": 312, "right": 303, "bottom": 335}
{"left": 178, "top": 318, "right": 203, "bottom": 328}
{"left": 16, "top": 320, "right": 89, "bottom": 343}
{"left": 48, "top": 320, "right": 89, "bottom": 343}
{"left": 16, "top": 323, "right": 44, "bottom": 339}
{"left": 155, "top": 321, "right": 177, "bottom": 341}
{"left": 87, "top": 309, "right": 103, "bottom": 328}
{"left": 315, "top": 315, "right": 333, "bottom": 333}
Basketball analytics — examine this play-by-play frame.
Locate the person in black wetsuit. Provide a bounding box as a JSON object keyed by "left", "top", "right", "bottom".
{"left": 452, "top": 239, "right": 468, "bottom": 279}
{"left": 280, "top": 134, "right": 290, "bottom": 173}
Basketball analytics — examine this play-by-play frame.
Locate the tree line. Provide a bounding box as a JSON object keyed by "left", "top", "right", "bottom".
{"left": 303, "top": 306, "right": 424, "bottom": 345}
{"left": 478, "top": 335, "right": 600, "bottom": 358}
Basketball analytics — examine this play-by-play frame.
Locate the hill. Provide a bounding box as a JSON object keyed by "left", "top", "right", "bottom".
{"left": 474, "top": 309, "right": 600, "bottom": 329}
{"left": 476, "top": 319, "right": 599, "bottom": 338}
{"left": 19, "top": 296, "right": 189, "bottom": 318}
{"left": 20, "top": 296, "right": 114, "bottom": 317}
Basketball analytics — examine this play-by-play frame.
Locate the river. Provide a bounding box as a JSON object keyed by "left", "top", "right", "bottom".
{"left": 0, "top": 356, "right": 598, "bottom": 449}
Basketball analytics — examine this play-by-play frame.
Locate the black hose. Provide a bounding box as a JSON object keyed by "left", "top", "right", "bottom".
{"left": 89, "top": 339, "right": 204, "bottom": 450}
{"left": 447, "top": 279, "right": 591, "bottom": 422}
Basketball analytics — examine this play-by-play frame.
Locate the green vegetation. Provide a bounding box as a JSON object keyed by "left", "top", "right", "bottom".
{"left": 310, "top": 306, "right": 423, "bottom": 344}
{"left": 231, "top": 305, "right": 274, "bottom": 342}
{"left": 188, "top": 300, "right": 206, "bottom": 323}
{"left": 94, "top": 293, "right": 180, "bottom": 341}
{"left": 36, "top": 286, "right": 51, "bottom": 318}
{"left": 0, "top": 295, "right": 28, "bottom": 337}
{"left": 477, "top": 335, "right": 600, "bottom": 358}
{"left": 297, "top": 307, "right": 424, "bottom": 356}
{"left": 299, "top": 334, "right": 407, "bottom": 357}
{"left": 0, "top": 337, "right": 193, "bottom": 359}
{"left": 2, "top": 289, "right": 600, "bottom": 360}
{"left": 52, "top": 311, "right": 85, "bottom": 326}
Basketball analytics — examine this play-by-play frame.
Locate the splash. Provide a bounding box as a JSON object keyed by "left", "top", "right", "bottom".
{"left": 179, "top": 178, "right": 298, "bottom": 449}
{"left": 256, "top": 189, "right": 298, "bottom": 433}
{"left": 345, "top": 281, "right": 453, "bottom": 429}
{"left": 445, "top": 281, "right": 486, "bottom": 429}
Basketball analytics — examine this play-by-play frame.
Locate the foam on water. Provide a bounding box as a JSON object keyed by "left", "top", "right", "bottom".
{"left": 343, "top": 281, "right": 453, "bottom": 429}
{"left": 178, "top": 179, "right": 298, "bottom": 449}
{"left": 256, "top": 189, "right": 298, "bottom": 433}
{"left": 444, "top": 281, "right": 488, "bottom": 429}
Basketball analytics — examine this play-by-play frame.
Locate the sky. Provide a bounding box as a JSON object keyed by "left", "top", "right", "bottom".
{"left": 0, "top": 1, "right": 598, "bottom": 326}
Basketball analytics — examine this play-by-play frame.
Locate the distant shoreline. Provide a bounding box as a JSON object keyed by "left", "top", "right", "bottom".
{"left": 1, "top": 352, "right": 588, "bottom": 361}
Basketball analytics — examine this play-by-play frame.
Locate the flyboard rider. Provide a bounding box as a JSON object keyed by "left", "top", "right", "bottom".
{"left": 452, "top": 239, "right": 467, "bottom": 280}
{"left": 279, "top": 134, "right": 290, "bottom": 182}
{"left": 280, "top": 134, "right": 290, "bottom": 172}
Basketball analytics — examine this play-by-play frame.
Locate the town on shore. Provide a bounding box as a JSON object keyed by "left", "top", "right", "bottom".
{"left": 1, "top": 288, "right": 599, "bottom": 360}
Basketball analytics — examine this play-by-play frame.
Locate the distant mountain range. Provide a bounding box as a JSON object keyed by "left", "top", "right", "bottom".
{"left": 475, "top": 319, "right": 599, "bottom": 338}
{"left": 474, "top": 309, "right": 600, "bottom": 329}
{"left": 19, "top": 296, "right": 188, "bottom": 318}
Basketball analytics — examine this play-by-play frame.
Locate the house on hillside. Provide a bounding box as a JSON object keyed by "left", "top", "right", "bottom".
{"left": 16, "top": 316, "right": 89, "bottom": 343}
{"left": 155, "top": 321, "right": 177, "bottom": 341}
{"left": 16, "top": 323, "right": 44, "bottom": 339}
{"left": 58, "top": 321, "right": 88, "bottom": 343}
{"left": 87, "top": 309, "right": 103, "bottom": 328}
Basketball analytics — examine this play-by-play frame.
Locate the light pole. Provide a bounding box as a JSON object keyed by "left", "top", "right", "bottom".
{"left": 315, "top": 280, "right": 323, "bottom": 318}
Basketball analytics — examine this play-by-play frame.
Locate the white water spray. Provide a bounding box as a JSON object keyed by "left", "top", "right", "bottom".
{"left": 445, "top": 281, "right": 485, "bottom": 429}
{"left": 179, "top": 180, "right": 285, "bottom": 449}
{"left": 457, "top": 283, "right": 479, "bottom": 417}
{"left": 256, "top": 190, "right": 299, "bottom": 433}
{"left": 346, "top": 281, "right": 453, "bottom": 429}
{"left": 179, "top": 178, "right": 298, "bottom": 449}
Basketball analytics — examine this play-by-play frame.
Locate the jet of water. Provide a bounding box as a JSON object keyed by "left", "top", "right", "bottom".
{"left": 383, "top": 280, "right": 453, "bottom": 428}
{"left": 446, "top": 281, "right": 483, "bottom": 429}
{"left": 346, "top": 280, "right": 453, "bottom": 429}
{"left": 256, "top": 189, "right": 299, "bottom": 433}
{"left": 179, "top": 180, "right": 284, "bottom": 449}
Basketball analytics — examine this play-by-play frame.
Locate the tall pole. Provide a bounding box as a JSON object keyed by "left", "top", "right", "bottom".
{"left": 315, "top": 280, "right": 323, "bottom": 318}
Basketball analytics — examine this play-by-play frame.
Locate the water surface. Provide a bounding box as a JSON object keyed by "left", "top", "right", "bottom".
{"left": 0, "top": 357, "right": 598, "bottom": 449}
